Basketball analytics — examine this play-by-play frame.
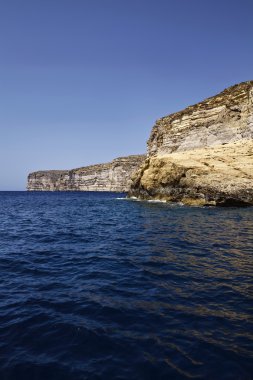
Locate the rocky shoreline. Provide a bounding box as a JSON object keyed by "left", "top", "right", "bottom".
{"left": 129, "top": 139, "right": 253, "bottom": 206}
{"left": 27, "top": 81, "right": 253, "bottom": 205}
{"left": 129, "top": 81, "right": 253, "bottom": 206}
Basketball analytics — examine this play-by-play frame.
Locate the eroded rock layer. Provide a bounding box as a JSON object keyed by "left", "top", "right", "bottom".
{"left": 148, "top": 81, "right": 253, "bottom": 155}
{"left": 130, "top": 81, "right": 253, "bottom": 206}
{"left": 27, "top": 155, "right": 145, "bottom": 192}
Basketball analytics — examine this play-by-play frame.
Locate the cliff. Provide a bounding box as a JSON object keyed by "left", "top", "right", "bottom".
{"left": 129, "top": 81, "right": 253, "bottom": 206}
{"left": 27, "top": 155, "right": 145, "bottom": 192}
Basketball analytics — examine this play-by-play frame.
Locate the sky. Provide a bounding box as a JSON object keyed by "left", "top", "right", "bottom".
{"left": 0, "top": 0, "right": 253, "bottom": 190}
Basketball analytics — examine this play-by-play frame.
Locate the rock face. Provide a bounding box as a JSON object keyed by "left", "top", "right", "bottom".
{"left": 27, "top": 155, "right": 145, "bottom": 192}
{"left": 129, "top": 81, "right": 253, "bottom": 206}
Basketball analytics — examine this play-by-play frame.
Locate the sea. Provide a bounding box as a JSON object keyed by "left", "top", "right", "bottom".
{"left": 0, "top": 191, "right": 252, "bottom": 380}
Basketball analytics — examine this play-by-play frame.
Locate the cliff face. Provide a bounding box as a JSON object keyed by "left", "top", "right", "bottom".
{"left": 148, "top": 81, "right": 253, "bottom": 156}
{"left": 130, "top": 81, "right": 253, "bottom": 206}
{"left": 27, "top": 155, "right": 145, "bottom": 192}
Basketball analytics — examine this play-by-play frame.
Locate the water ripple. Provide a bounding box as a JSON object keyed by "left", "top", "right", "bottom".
{"left": 0, "top": 192, "right": 252, "bottom": 379}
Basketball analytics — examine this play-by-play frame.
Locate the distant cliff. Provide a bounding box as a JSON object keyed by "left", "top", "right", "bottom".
{"left": 27, "top": 155, "right": 145, "bottom": 192}
{"left": 129, "top": 81, "right": 253, "bottom": 206}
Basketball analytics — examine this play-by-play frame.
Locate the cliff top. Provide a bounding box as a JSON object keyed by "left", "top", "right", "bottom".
{"left": 28, "top": 154, "right": 145, "bottom": 177}
{"left": 159, "top": 80, "right": 253, "bottom": 124}
{"left": 73, "top": 154, "right": 145, "bottom": 174}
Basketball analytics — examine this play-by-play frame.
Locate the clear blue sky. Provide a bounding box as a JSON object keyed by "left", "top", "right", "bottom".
{"left": 0, "top": 0, "right": 252, "bottom": 190}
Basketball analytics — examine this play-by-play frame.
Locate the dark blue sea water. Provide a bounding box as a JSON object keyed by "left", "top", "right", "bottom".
{"left": 0, "top": 192, "right": 252, "bottom": 380}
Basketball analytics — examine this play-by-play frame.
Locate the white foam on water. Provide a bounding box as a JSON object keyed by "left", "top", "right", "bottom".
{"left": 127, "top": 196, "right": 142, "bottom": 201}
{"left": 116, "top": 197, "right": 186, "bottom": 207}
{"left": 146, "top": 199, "right": 167, "bottom": 203}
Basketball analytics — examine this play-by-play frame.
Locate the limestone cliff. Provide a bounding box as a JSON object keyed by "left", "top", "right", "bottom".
{"left": 27, "top": 155, "right": 145, "bottom": 192}
{"left": 129, "top": 81, "right": 253, "bottom": 206}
